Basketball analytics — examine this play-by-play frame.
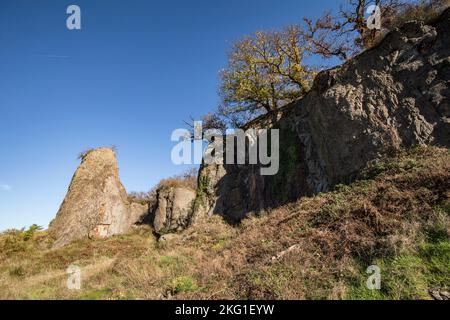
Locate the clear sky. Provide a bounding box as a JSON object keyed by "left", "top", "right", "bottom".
{"left": 0, "top": 0, "right": 341, "bottom": 231}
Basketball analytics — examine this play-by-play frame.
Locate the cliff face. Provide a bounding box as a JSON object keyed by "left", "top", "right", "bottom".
{"left": 50, "top": 11, "right": 450, "bottom": 245}
{"left": 195, "top": 10, "right": 450, "bottom": 222}
{"left": 49, "top": 148, "right": 148, "bottom": 248}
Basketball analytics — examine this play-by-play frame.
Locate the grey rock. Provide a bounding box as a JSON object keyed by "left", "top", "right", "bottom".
{"left": 430, "top": 289, "right": 449, "bottom": 300}
{"left": 194, "top": 10, "right": 450, "bottom": 223}
{"left": 153, "top": 186, "right": 196, "bottom": 234}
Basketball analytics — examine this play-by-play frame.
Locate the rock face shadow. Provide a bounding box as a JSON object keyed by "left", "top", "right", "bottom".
{"left": 195, "top": 10, "right": 450, "bottom": 224}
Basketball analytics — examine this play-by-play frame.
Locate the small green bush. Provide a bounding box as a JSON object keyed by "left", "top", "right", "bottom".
{"left": 22, "top": 224, "right": 43, "bottom": 241}
{"left": 172, "top": 276, "right": 199, "bottom": 294}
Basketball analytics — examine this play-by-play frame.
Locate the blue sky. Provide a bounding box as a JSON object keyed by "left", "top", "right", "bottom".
{"left": 0, "top": 0, "right": 341, "bottom": 231}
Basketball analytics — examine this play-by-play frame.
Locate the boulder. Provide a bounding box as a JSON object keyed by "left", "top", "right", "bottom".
{"left": 49, "top": 148, "right": 148, "bottom": 247}
{"left": 153, "top": 186, "right": 196, "bottom": 234}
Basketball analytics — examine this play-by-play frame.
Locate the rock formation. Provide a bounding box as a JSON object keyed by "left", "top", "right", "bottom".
{"left": 49, "top": 148, "right": 148, "bottom": 247}
{"left": 50, "top": 10, "right": 450, "bottom": 243}
{"left": 194, "top": 10, "right": 450, "bottom": 222}
{"left": 153, "top": 186, "right": 196, "bottom": 234}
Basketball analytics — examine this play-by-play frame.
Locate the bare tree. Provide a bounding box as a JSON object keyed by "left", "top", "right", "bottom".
{"left": 301, "top": 0, "right": 407, "bottom": 61}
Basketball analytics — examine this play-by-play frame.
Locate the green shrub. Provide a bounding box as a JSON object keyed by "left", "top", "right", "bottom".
{"left": 172, "top": 276, "right": 199, "bottom": 294}
{"left": 0, "top": 224, "right": 43, "bottom": 258}
{"left": 22, "top": 224, "right": 43, "bottom": 241}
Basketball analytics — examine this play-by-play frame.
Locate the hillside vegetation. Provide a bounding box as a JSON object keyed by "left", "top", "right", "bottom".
{"left": 0, "top": 147, "right": 448, "bottom": 300}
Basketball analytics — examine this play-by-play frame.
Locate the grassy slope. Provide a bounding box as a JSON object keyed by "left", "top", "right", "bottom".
{"left": 0, "top": 147, "right": 448, "bottom": 300}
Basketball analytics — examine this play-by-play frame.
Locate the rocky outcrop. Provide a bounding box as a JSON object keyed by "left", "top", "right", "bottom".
{"left": 49, "top": 148, "right": 149, "bottom": 247}
{"left": 195, "top": 10, "right": 450, "bottom": 222}
{"left": 153, "top": 186, "right": 196, "bottom": 234}
{"left": 49, "top": 11, "right": 450, "bottom": 243}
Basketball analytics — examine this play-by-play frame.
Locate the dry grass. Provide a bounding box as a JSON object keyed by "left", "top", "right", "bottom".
{"left": 221, "top": 147, "right": 449, "bottom": 299}
{"left": 0, "top": 147, "right": 448, "bottom": 300}
{"left": 391, "top": 0, "right": 450, "bottom": 26}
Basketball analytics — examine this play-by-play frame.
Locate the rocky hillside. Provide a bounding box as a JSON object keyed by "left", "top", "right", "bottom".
{"left": 46, "top": 10, "right": 449, "bottom": 247}
{"left": 4, "top": 9, "right": 447, "bottom": 300}
{"left": 194, "top": 9, "right": 450, "bottom": 223}
{"left": 0, "top": 147, "right": 448, "bottom": 299}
